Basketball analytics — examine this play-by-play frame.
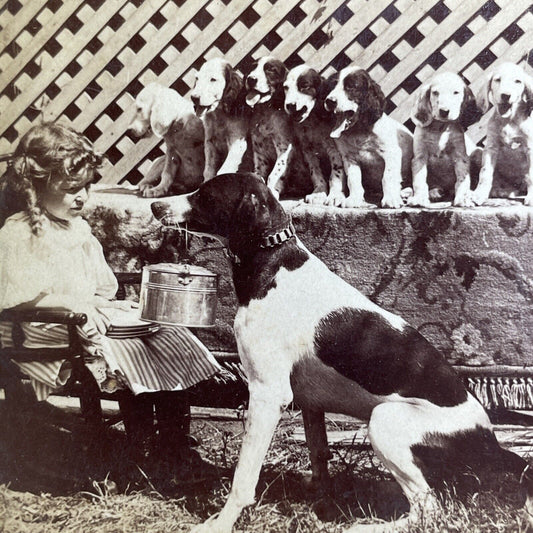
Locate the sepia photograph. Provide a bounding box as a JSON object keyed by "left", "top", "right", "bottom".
{"left": 1, "top": 0, "right": 533, "bottom": 531}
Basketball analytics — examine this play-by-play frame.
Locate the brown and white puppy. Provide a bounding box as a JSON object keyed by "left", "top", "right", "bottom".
{"left": 472, "top": 62, "right": 533, "bottom": 205}
{"left": 190, "top": 58, "right": 253, "bottom": 180}
{"left": 409, "top": 72, "right": 482, "bottom": 207}
{"left": 245, "top": 57, "right": 311, "bottom": 199}
{"left": 325, "top": 66, "right": 413, "bottom": 208}
{"left": 284, "top": 64, "right": 347, "bottom": 206}
{"left": 128, "top": 83, "right": 205, "bottom": 197}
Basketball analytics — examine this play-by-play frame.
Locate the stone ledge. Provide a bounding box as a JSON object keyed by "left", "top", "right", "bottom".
{"left": 86, "top": 191, "right": 533, "bottom": 369}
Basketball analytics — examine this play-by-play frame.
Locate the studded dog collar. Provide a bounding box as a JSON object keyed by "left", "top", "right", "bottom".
{"left": 258, "top": 222, "right": 296, "bottom": 249}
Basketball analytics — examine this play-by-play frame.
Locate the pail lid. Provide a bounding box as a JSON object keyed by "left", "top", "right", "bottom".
{"left": 143, "top": 263, "right": 215, "bottom": 277}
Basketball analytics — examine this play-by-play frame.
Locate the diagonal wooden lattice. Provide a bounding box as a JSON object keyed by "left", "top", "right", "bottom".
{"left": 1, "top": 0, "right": 532, "bottom": 185}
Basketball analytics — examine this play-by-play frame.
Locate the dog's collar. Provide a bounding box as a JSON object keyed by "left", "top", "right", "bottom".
{"left": 226, "top": 222, "right": 296, "bottom": 266}
{"left": 258, "top": 222, "right": 296, "bottom": 248}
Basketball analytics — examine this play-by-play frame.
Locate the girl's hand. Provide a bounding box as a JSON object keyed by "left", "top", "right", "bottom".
{"left": 74, "top": 303, "right": 110, "bottom": 335}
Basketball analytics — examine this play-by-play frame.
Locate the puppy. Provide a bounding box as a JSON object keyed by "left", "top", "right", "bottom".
{"left": 128, "top": 83, "right": 205, "bottom": 197}
{"left": 190, "top": 58, "right": 253, "bottom": 180}
{"left": 325, "top": 66, "right": 413, "bottom": 208}
{"left": 245, "top": 57, "right": 311, "bottom": 199}
{"left": 284, "top": 64, "right": 347, "bottom": 206}
{"left": 409, "top": 72, "right": 482, "bottom": 207}
{"left": 151, "top": 173, "right": 533, "bottom": 533}
{"left": 472, "top": 62, "right": 533, "bottom": 205}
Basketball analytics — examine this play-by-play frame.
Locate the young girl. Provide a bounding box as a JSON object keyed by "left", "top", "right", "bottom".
{"left": 0, "top": 122, "right": 223, "bottom": 463}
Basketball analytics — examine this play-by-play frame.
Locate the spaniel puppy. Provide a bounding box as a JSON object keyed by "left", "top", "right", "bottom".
{"left": 325, "top": 66, "right": 413, "bottom": 208}
{"left": 284, "top": 64, "right": 347, "bottom": 206}
{"left": 472, "top": 62, "right": 533, "bottom": 205}
{"left": 190, "top": 58, "right": 253, "bottom": 180}
{"left": 245, "top": 57, "right": 311, "bottom": 199}
{"left": 128, "top": 83, "right": 205, "bottom": 197}
{"left": 409, "top": 72, "right": 482, "bottom": 207}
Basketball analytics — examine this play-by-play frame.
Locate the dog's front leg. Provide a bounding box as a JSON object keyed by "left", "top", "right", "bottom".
{"left": 219, "top": 137, "right": 248, "bottom": 175}
{"left": 472, "top": 133, "right": 498, "bottom": 205}
{"left": 191, "top": 385, "right": 288, "bottom": 533}
{"left": 342, "top": 161, "right": 368, "bottom": 208}
{"left": 452, "top": 151, "right": 473, "bottom": 207}
{"left": 138, "top": 155, "right": 165, "bottom": 192}
{"left": 381, "top": 146, "right": 404, "bottom": 208}
{"left": 267, "top": 143, "right": 293, "bottom": 199}
{"left": 408, "top": 149, "right": 430, "bottom": 207}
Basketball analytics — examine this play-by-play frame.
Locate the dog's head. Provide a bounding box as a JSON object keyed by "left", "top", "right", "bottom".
{"left": 324, "top": 66, "right": 385, "bottom": 138}
{"left": 151, "top": 173, "right": 291, "bottom": 256}
{"left": 190, "top": 58, "right": 244, "bottom": 118}
{"left": 283, "top": 65, "right": 326, "bottom": 123}
{"left": 128, "top": 83, "right": 197, "bottom": 138}
{"left": 412, "top": 72, "right": 481, "bottom": 129}
{"left": 245, "top": 57, "right": 287, "bottom": 109}
{"left": 478, "top": 62, "right": 533, "bottom": 119}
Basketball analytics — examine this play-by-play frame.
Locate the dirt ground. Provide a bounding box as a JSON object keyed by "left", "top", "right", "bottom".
{"left": 0, "top": 395, "right": 532, "bottom": 532}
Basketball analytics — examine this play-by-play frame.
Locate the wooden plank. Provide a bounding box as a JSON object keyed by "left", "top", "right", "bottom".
{"left": 312, "top": 0, "right": 440, "bottom": 73}
{"left": 0, "top": 0, "right": 84, "bottom": 94}
{"left": 41, "top": 0, "right": 167, "bottom": 123}
{"left": 99, "top": 0, "right": 346, "bottom": 183}
{"left": 377, "top": 0, "right": 490, "bottom": 95}
{"left": 0, "top": 0, "right": 128, "bottom": 137}
{"left": 390, "top": 6, "right": 533, "bottom": 126}
{"left": 68, "top": 0, "right": 211, "bottom": 135}
{"left": 0, "top": 0, "right": 47, "bottom": 53}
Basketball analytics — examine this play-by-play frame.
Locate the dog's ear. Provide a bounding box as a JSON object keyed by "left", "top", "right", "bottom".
{"left": 522, "top": 70, "right": 533, "bottom": 116}
{"left": 266, "top": 59, "right": 288, "bottom": 109}
{"left": 459, "top": 84, "right": 483, "bottom": 129}
{"left": 411, "top": 83, "right": 432, "bottom": 127}
{"left": 229, "top": 190, "right": 270, "bottom": 252}
{"left": 363, "top": 74, "right": 385, "bottom": 125}
{"left": 221, "top": 64, "right": 244, "bottom": 114}
{"left": 150, "top": 91, "right": 184, "bottom": 137}
{"left": 476, "top": 70, "right": 494, "bottom": 113}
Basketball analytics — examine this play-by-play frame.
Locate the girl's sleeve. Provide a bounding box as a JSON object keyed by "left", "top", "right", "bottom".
{"left": 0, "top": 227, "right": 53, "bottom": 310}
{"left": 86, "top": 234, "right": 119, "bottom": 300}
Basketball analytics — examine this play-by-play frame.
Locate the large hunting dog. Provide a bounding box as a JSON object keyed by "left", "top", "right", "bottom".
{"left": 151, "top": 173, "right": 533, "bottom": 533}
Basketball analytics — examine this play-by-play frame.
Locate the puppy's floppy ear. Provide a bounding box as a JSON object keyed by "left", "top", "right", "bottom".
{"left": 522, "top": 69, "right": 533, "bottom": 116}
{"left": 150, "top": 92, "right": 183, "bottom": 137}
{"left": 221, "top": 64, "right": 244, "bottom": 113}
{"left": 268, "top": 60, "right": 288, "bottom": 108}
{"left": 411, "top": 84, "right": 432, "bottom": 127}
{"left": 459, "top": 84, "right": 483, "bottom": 129}
{"left": 364, "top": 74, "right": 385, "bottom": 125}
{"left": 476, "top": 71, "right": 494, "bottom": 113}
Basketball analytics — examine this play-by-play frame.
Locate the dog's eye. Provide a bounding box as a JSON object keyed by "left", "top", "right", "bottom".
{"left": 453, "top": 90, "right": 460, "bottom": 95}
{"left": 431, "top": 90, "right": 439, "bottom": 97}
{"left": 210, "top": 78, "right": 217, "bottom": 83}
{"left": 493, "top": 77, "right": 501, "bottom": 83}
{"left": 515, "top": 79, "right": 523, "bottom": 84}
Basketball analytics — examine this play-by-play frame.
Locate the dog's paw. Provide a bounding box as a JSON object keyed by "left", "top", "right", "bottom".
{"left": 305, "top": 191, "right": 328, "bottom": 205}
{"left": 453, "top": 194, "right": 475, "bottom": 208}
{"left": 381, "top": 194, "right": 404, "bottom": 209}
{"left": 341, "top": 195, "right": 371, "bottom": 209}
{"left": 190, "top": 516, "right": 231, "bottom": 533}
{"left": 407, "top": 194, "right": 430, "bottom": 208}
{"left": 142, "top": 186, "right": 169, "bottom": 198}
{"left": 325, "top": 191, "right": 346, "bottom": 207}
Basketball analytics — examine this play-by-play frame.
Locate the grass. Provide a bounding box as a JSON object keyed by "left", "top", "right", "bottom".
{"left": 0, "top": 400, "right": 532, "bottom": 532}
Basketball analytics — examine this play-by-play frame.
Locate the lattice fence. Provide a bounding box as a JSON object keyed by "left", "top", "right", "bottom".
{"left": 1, "top": 0, "right": 532, "bottom": 185}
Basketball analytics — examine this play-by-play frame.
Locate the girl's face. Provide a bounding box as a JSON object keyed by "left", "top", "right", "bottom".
{"left": 41, "top": 177, "right": 92, "bottom": 221}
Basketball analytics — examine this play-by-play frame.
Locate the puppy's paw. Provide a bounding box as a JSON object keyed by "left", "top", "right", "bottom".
{"left": 325, "top": 190, "right": 346, "bottom": 207}
{"left": 453, "top": 194, "right": 475, "bottom": 208}
{"left": 381, "top": 194, "right": 404, "bottom": 209}
{"left": 407, "top": 194, "right": 430, "bottom": 207}
{"left": 305, "top": 191, "right": 328, "bottom": 205}
{"left": 341, "top": 195, "right": 371, "bottom": 209}
{"left": 142, "top": 186, "right": 169, "bottom": 198}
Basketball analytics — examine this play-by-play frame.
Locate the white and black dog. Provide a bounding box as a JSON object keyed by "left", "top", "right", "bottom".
{"left": 151, "top": 173, "right": 533, "bottom": 533}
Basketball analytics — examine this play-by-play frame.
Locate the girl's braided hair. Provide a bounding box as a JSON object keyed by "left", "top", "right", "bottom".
{"left": 1, "top": 122, "right": 102, "bottom": 234}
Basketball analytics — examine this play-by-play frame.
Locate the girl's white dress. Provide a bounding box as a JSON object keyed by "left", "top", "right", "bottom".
{"left": 0, "top": 212, "right": 223, "bottom": 400}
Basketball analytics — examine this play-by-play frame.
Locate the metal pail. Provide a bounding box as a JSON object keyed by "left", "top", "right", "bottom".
{"left": 139, "top": 263, "right": 218, "bottom": 327}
